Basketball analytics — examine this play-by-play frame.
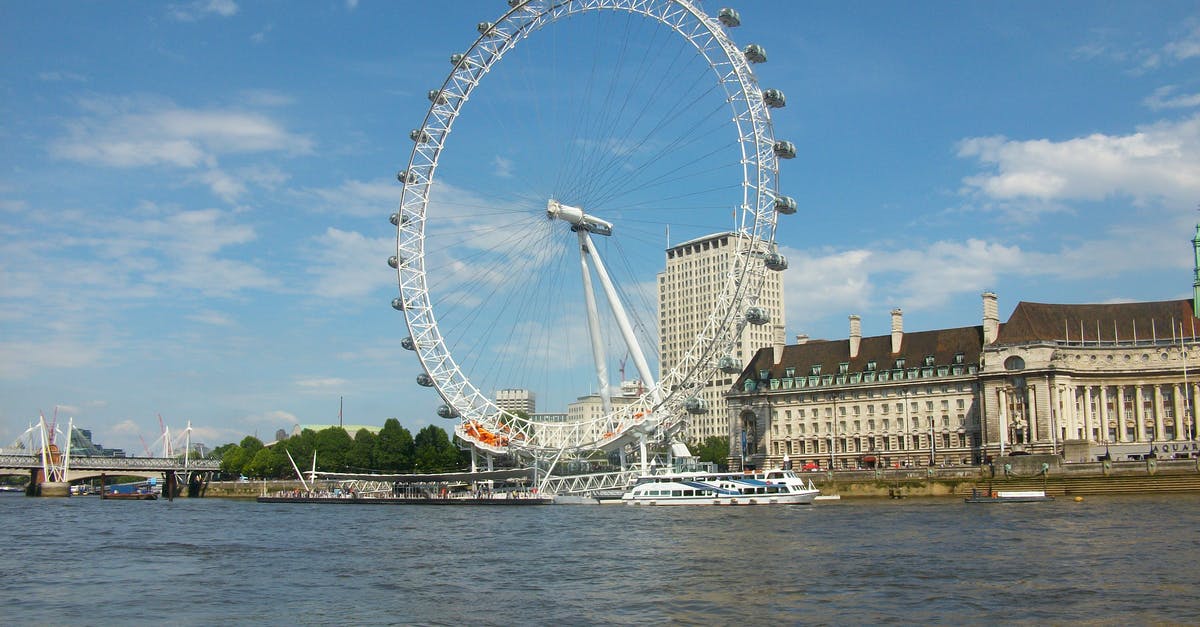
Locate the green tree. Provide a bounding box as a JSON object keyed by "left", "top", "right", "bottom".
{"left": 239, "top": 435, "right": 264, "bottom": 452}
{"left": 347, "top": 428, "right": 376, "bottom": 470}
{"left": 695, "top": 436, "right": 731, "bottom": 469}
{"left": 313, "top": 427, "right": 355, "bottom": 472}
{"left": 219, "top": 445, "right": 248, "bottom": 477}
{"left": 413, "top": 425, "right": 463, "bottom": 473}
{"left": 243, "top": 447, "right": 279, "bottom": 478}
{"left": 375, "top": 418, "right": 414, "bottom": 472}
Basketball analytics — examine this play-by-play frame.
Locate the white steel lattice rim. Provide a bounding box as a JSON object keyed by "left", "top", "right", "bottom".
{"left": 393, "top": 0, "right": 781, "bottom": 456}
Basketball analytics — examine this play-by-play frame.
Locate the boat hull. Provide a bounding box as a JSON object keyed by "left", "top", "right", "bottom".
{"left": 257, "top": 495, "right": 552, "bottom": 505}
{"left": 623, "top": 492, "right": 817, "bottom": 506}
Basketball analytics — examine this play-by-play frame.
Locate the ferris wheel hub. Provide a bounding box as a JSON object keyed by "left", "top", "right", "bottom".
{"left": 546, "top": 199, "right": 613, "bottom": 237}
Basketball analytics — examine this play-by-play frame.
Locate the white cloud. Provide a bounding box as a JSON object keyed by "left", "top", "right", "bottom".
{"left": 251, "top": 24, "right": 273, "bottom": 45}
{"left": 307, "top": 227, "right": 393, "bottom": 299}
{"left": 169, "top": 0, "right": 239, "bottom": 21}
{"left": 294, "top": 377, "right": 348, "bottom": 390}
{"left": 1163, "top": 23, "right": 1200, "bottom": 62}
{"left": 242, "top": 409, "right": 300, "bottom": 425}
{"left": 1144, "top": 85, "right": 1200, "bottom": 110}
{"left": 345, "top": 0, "right": 359, "bottom": 9}
{"left": 957, "top": 114, "right": 1200, "bottom": 211}
{"left": 0, "top": 337, "right": 107, "bottom": 379}
{"left": 186, "top": 309, "right": 235, "bottom": 326}
{"left": 298, "top": 178, "right": 398, "bottom": 218}
{"left": 882, "top": 239, "right": 1025, "bottom": 310}
{"left": 111, "top": 419, "right": 141, "bottom": 435}
{"left": 38, "top": 71, "right": 87, "bottom": 82}
{"left": 50, "top": 96, "right": 313, "bottom": 179}
{"left": 492, "top": 155, "right": 514, "bottom": 178}
{"left": 780, "top": 247, "right": 873, "bottom": 334}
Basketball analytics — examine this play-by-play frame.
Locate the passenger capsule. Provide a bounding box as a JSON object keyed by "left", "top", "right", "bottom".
{"left": 718, "top": 8, "right": 740, "bottom": 27}
{"left": 773, "top": 140, "right": 796, "bottom": 159}
{"left": 507, "top": 0, "right": 526, "bottom": 7}
{"left": 764, "top": 252, "right": 788, "bottom": 271}
{"left": 450, "top": 53, "right": 468, "bottom": 66}
{"left": 391, "top": 297, "right": 405, "bottom": 311}
{"left": 389, "top": 212, "right": 400, "bottom": 226}
{"left": 437, "top": 404, "right": 459, "bottom": 419}
{"left": 718, "top": 355, "right": 741, "bottom": 374}
{"left": 401, "top": 336, "right": 416, "bottom": 351}
{"left": 416, "top": 373, "right": 435, "bottom": 387}
{"left": 745, "top": 306, "right": 770, "bottom": 325}
{"left": 477, "top": 22, "right": 494, "bottom": 35}
{"left": 684, "top": 397, "right": 709, "bottom": 414}
{"left": 396, "top": 169, "right": 416, "bottom": 184}
{"left": 773, "top": 194, "right": 797, "bottom": 215}
{"left": 410, "top": 129, "right": 431, "bottom": 144}
{"left": 762, "top": 89, "right": 786, "bottom": 108}
{"left": 427, "top": 89, "right": 448, "bottom": 105}
{"left": 744, "top": 44, "right": 767, "bottom": 64}
{"left": 387, "top": 255, "right": 400, "bottom": 269}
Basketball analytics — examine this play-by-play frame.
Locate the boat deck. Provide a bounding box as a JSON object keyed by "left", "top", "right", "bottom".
{"left": 257, "top": 495, "right": 553, "bottom": 505}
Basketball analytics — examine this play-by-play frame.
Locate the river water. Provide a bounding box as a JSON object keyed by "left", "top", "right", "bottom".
{"left": 3, "top": 492, "right": 1197, "bottom": 625}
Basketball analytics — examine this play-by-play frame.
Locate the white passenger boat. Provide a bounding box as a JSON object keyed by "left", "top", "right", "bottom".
{"left": 621, "top": 469, "right": 820, "bottom": 506}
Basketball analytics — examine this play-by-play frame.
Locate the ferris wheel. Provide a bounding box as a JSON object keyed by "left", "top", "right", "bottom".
{"left": 391, "top": 0, "right": 793, "bottom": 462}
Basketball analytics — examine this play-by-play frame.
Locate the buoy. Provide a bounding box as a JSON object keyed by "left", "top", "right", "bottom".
{"left": 1074, "top": 496, "right": 1084, "bottom": 502}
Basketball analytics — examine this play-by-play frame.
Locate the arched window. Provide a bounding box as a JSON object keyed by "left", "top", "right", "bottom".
{"left": 1004, "top": 356, "right": 1026, "bottom": 371}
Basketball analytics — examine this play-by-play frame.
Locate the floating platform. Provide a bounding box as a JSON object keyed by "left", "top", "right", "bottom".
{"left": 256, "top": 495, "right": 552, "bottom": 505}
{"left": 964, "top": 489, "right": 1054, "bottom": 503}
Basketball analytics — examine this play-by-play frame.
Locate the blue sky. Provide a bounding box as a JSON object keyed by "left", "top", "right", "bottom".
{"left": 2, "top": 0, "right": 1199, "bottom": 453}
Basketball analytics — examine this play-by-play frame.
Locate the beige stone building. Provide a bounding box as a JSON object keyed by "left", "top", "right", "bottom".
{"left": 726, "top": 304, "right": 985, "bottom": 470}
{"left": 725, "top": 290, "right": 1200, "bottom": 470}
{"left": 980, "top": 299, "right": 1200, "bottom": 462}
{"left": 658, "top": 232, "right": 785, "bottom": 445}
{"left": 495, "top": 388, "right": 536, "bottom": 416}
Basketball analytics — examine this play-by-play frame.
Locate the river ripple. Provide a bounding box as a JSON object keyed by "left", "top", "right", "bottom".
{"left": 2, "top": 493, "right": 1197, "bottom": 625}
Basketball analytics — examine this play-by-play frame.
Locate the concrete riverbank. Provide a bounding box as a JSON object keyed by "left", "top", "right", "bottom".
{"left": 194, "top": 457, "right": 1200, "bottom": 499}
{"left": 805, "top": 457, "right": 1200, "bottom": 498}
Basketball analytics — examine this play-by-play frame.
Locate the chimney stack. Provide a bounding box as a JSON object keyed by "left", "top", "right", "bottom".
{"left": 890, "top": 308, "right": 903, "bottom": 354}
{"left": 795, "top": 334, "right": 809, "bottom": 345}
{"left": 982, "top": 292, "right": 999, "bottom": 344}
{"left": 848, "top": 314, "right": 862, "bottom": 359}
{"left": 772, "top": 323, "right": 786, "bottom": 365}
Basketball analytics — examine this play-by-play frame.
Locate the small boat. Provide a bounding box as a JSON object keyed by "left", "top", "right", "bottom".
{"left": 621, "top": 469, "right": 820, "bottom": 506}
{"left": 102, "top": 490, "right": 158, "bottom": 501}
{"left": 965, "top": 488, "right": 1053, "bottom": 503}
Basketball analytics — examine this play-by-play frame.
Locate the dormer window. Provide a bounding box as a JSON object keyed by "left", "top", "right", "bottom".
{"left": 865, "top": 360, "right": 876, "bottom": 371}
{"left": 785, "top": 367, "right": 796, "bottom": 378}
{"left": 953, "top": 352, "right": 965, "bottom": 364}
{"left": 838, "top": 362, "right": 849, "bottom": 374}
{"left": 924, "top": 355, "right": 936, "bottom": 367}
{"left": 759, "top": 369, "right": 771, "bottom": 380}
{"left": 810, "top": 364, "right": 822, "bottom": 376}
{"left": 895, "top": 358, "right": 906, "bottom": 369}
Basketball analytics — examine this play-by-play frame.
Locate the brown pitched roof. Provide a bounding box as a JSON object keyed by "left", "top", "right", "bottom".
{"left": 996, "top": 299, "right": 1200, "bottom": 344}
{"left": 733, "top": 325, "right": 983, "bottom": 389}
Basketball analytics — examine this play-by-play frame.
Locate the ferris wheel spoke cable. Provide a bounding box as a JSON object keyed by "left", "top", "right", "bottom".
{"left": 578, "top": 61, "right": 725, "bottom": 205}
{"left": 394, "top": 0, "right": 783, "bottom": 457}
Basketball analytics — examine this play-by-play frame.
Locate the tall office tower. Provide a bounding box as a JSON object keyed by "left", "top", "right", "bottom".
{"left": 495, "top": 388, "right": 536, "bottom": 416}
{"left": 658, "top": 232, "right": 786, "bottom": 445}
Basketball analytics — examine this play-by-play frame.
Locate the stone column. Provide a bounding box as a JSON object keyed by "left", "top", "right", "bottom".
{"left": 996, "top": 387, "right": 1008, "bottom": 455}
{"left": 1134, "top": 385, "right": 1145, "bottom": 442}
{"left": 1117, "top": 386, "right": 1128, "bottom": 442}
{"left": 1047, "top": 376, "right": 1059, "bottom": 450}
{"left": 1100, "top": 386, "right": 1110, "bottom": 442}
{"left": 1153, "top": 385, "right": 1166, "bottom": 441}
{"left": 1082, "top": 386, "right": 1093, "bottom": 441}
{"left": 1026, "top": 385, "right": 1038, "bottom": 443}
{"left": 1174, "top": 383, "right": 1186, "bottom": 440}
